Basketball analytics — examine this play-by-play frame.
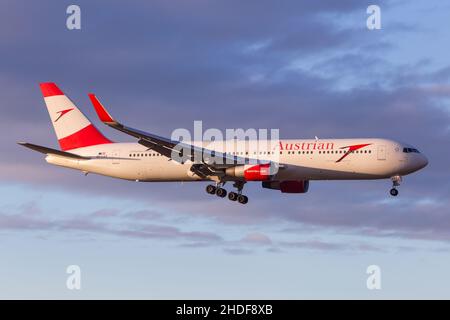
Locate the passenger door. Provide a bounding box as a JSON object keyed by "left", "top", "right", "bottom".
{"left": 377, "top": 145, "right": 386, "bottom": 160}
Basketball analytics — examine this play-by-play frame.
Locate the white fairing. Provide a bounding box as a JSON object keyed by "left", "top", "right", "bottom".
{"left": 45, "top": 138, "right": 428, "bottom": 182}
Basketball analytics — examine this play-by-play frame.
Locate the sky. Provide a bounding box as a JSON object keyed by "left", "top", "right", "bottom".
{"left": 1, "top": 0, "right": 450, "bottom": 299}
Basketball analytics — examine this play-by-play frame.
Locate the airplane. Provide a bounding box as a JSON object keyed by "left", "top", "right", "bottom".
{"left": 19, "top": 83, "right": 428, "bottom": 205}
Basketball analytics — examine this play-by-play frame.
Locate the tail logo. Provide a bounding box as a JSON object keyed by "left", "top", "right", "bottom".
{"left": 54, "top": 108, "right": 74, "bottom": 122}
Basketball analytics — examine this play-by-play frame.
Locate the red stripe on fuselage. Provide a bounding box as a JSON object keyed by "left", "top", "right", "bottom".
{"left": 58, "top": 124, "right": 113, "bottom": 151}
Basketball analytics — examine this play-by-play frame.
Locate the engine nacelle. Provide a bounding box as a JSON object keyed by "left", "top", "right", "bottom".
{"left": 262, "top": 180, "right": 310, "bottom": 193}
{"left": 226, "top": 163, "right": 273, "bottom": 181}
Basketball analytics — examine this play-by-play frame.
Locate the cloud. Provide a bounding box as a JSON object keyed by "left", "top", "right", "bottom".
{"left": 124, "top": 209, "right": 164, "bottom": 221}
{"left": 89, "top": 208, "right": 121, "bottom": 218}
{"left": 114, "top": 224, "right": 223, "bottom": 242}
{"left": 280, "top": 240, "right": 347, "bottom": 251}
{"left": 0, "top": 206, "right": 223, "bottom": 245}
{"left": 223, "top": 248, "right": 254, "bottom": 255}
{"left": 279, "top": 239, "right": 386, "bottom": 252}
{"left": 0, "top": 199, "right": 400, "bottom": 254}
{"left": 0, "top": 212, "right": 53, "bottom": 231}
{"left": 241, "top": 232, "right": 273, "bottom": 245}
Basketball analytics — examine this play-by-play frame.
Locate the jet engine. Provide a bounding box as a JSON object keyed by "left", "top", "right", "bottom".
{"left": 226, "top": 163, "right": 275, "bottom": 181}
{"left": 262, "top": 180, "right": 309, "bottom": 193}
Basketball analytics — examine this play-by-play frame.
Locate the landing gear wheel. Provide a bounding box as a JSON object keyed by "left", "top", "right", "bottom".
{"left": 206, "top": 184, "right": 216, "bottom": 195}
{"left": 228, "top": 192, "right": 238, "bottom": 201}
{"left": 390, "top": 188, "right": 399, "bottom": 197}
{"left": 216, "top": 188, "right": 227, "bottom": 198}
{"left": 237, "top": 195, "right": 248, "bottom": 204}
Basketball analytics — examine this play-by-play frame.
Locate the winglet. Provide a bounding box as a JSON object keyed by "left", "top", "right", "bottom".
{"left": 88, "top": 93, "right": 116, "bottom": 124}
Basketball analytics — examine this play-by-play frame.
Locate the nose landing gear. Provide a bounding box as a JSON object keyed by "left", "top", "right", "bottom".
{"left": 389, "top": 188, "right": 399, "bottom": 196}
{"left": 389, "top": 175, "right": 402, "bottom": 197}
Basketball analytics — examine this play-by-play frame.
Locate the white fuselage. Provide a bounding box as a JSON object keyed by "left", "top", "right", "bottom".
{"left": 45, "top": 138, "right": 428, "bottom": 182}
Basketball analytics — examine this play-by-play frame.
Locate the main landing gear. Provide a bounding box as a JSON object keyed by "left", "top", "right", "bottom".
{"left": 228, "top": 181, "right": 248, "bottom": 204}
{"left": 389, "top": 175, "right": 401, "bottom": 197}
{"left": 205, "top": 181, "right": 248, "bottom": 204}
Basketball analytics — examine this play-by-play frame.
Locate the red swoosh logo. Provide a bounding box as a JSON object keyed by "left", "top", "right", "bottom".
{"left": 54, "top": 108, "right": 74, "bottom": 122}
{"left": 336, "top": 143, "right": 372, "bottom": 163}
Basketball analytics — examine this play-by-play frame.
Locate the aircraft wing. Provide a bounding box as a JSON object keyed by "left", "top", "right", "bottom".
{"left": 88, "top": 94, "right": 268, "bottom": 179}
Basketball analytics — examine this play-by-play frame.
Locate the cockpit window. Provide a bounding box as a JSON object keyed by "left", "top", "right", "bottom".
{"left": 403, "top": 147, "right": 420, "bottom": 153}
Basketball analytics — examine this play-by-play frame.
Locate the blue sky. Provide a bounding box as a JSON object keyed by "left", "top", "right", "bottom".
{"left": 1, "top": 0, "right": 450, "bottom": 299}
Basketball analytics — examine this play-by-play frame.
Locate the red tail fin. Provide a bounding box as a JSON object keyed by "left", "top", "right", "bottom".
{"left": 40, "top": 82, "right": 113, "bottom": 151}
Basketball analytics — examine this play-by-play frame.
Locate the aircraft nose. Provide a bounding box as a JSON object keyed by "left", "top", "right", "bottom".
{"left": 419, "top": 154, "right": 429, "bottom": 169}
{"left": 403, "top": 149, "right": 428, "bottom": 173}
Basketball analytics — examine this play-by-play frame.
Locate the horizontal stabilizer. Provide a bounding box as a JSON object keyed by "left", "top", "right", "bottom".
{"left": 18, "top": 142, "right": 90, "bottom": 160}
